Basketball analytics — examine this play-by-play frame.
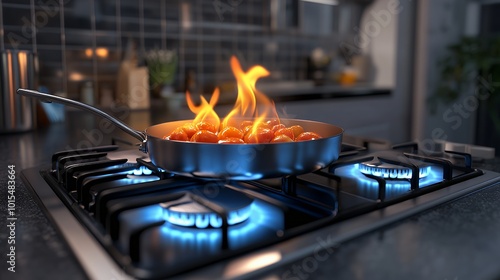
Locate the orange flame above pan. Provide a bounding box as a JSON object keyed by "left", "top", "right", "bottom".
{"left": 186, "top": 88, "right": 220, "bottom": 132}
{"left": 185, "top": 56, "right": 279, "bottom": 133}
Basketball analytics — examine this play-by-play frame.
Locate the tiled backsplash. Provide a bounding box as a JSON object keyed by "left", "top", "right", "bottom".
{"left": 1, "top": 0, "right": 360, "bottom": 101}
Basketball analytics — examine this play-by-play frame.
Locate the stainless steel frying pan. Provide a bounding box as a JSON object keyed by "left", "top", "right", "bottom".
{"left": 18, "top": 88, "right": 343, "bottom": 179}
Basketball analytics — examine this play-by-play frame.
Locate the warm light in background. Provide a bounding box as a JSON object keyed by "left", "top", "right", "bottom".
{"left": 84, "top": 47, "right": 109, "bottom": 59}
{"left": 84, "top": 48, "right": 92, "bottom": 58}
{"left": 68, "top": 72, "right": 84, "bottom": 81}
{"left": 95, "top": 47, "right": 109, "bottom": 58}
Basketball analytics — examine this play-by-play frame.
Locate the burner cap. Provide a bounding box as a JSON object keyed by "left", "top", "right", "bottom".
{"left": 358, "top": 151, "right": 431, "bottom": 180}
{"left": 160, "top": 188, "right": 253, "bottom": 229}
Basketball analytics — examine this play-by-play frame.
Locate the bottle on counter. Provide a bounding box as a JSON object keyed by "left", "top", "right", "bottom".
{"left": 99, "top": 84, "right": 114, "bottom": 108}
{"left": 80, "top": 81, "right": 95, "bottom": 105}
{"left": 339, "top": 66, "right": 358, "bottom": 86}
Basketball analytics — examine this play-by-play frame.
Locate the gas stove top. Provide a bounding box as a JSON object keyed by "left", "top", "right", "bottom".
{"left": 21, "top": 139, "right": 500, "bottom": 279}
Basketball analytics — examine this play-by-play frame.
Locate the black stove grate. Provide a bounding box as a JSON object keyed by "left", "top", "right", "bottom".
{"left": 42, "top": 145, "right": 341, "bottom": 278}
{"left": 29, "top": 141, "right": 486, "bottom": 279}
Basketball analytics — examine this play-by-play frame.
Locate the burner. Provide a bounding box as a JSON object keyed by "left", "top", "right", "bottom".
{"left": 358, "top": 151, "right": 431, "bottom": 180}
{"left": 128, "top": 166, "right": 153, "bottom": 176}
{"left": 160, "top": 188, "right": 254, "bottom": 229}
{"left": 359, "top": 162, "right": 431, "bottom": 179}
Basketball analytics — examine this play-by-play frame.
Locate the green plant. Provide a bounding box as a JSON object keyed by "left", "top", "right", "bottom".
{"left": 145, "top": 49, "right": 178, "bottom": 87}
{"left": 430, "top": 36, "right": 500, "bottom": 132}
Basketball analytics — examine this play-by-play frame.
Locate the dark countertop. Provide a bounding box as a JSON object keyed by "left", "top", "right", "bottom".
{"left": 1, "top": 109, "right": 500, "bottom": 280}
{"left": 261, "top": 181, "right": 500, "bottom": 280}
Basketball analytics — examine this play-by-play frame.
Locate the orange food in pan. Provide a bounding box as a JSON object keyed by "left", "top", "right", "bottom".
{"left": 274, "top": 127, "right": 295, "bottom": 140}
{"left": 244, "top": 128, "right": 274, "bottom": 144}
{"left": 190, "top": 130, "right": 218, "bottom": 143}
{"left": 164, "top": 120, "right": 322, "bottom": 144}
{"left": 296, "top": 132, "right": 322, "bottom": 141}
{"left": 218, "top": 126, "right": 244, "bottom": 141}
{"left": 167, "top": 127, "right": 189, "bottom": 141}
{"left": 271, "top": 134, "right": 294, "bottom": 143}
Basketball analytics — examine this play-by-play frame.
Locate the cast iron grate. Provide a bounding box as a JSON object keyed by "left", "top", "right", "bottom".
{"left": 37, "top": 141, "right": 483, "bottom": 279}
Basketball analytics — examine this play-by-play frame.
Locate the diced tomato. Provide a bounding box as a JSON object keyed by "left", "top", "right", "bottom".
{"left": 195, "top": 122, "right": 217, "bottom": 133}
{"left": 252, "top": 122, "right": 271, "bottom": 130}
{"left": 271, "top": 124, "right": 286, "bottom": 132}
{"left": 296, "top": 132, "right": 322, "bottom": 141}
{"left": 239, "top": 120, "right": 254, "bottom": 130}
{"left": 289, "top": 125, "right": 305, "bottom": 138}
{"left": 244, "top": 128, "right": 274, "bottom": 143}
{"left": 218, "top": 137, "right": 245, "bottom": 144}
{"left": 266, "top": 119, "right": 280, "bottom": 127}
{"left": 274, "top": 127, "right": 295, "bottom": 140}
{"left": 242, "top": 125, "right": 253, "bottom": 136}
{"left": 190, "top": 130, "right": 218, "bottom": 143}
{"left": 218, "top": 126, "right": 244, "bottom": 140}
{"left": 170, "top": 119, "right": 323, "bottom": 144}
{"left": 271, "top": 134, "right": 294, "bottom": 143}
{"left": 180, "top": 123, "right": 197, "bottom": 138}
{"left": 166, "top": 127, "right": 189, "bottom": 141}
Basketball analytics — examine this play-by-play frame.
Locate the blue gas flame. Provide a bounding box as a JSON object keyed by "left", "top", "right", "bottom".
{"left": 163, "top": 203, "right": 253, "bottom": 229}
{"left": 159, "top": 200, "right": 284, "bottom": 251}
{"left": 128, "top": 166, "right": 153, "bottom": 176}
{"left": 358, "top": 164, "right": 432, "bottom": 179}
{"left": 334, "top": 163, "right": 443, "bottom": 190}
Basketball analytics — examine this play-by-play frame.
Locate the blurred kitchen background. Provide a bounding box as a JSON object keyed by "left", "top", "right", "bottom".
{"left": 1, "top": 0, "right": 499, "bottom": 154}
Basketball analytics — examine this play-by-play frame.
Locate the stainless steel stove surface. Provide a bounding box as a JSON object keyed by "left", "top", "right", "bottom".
{"left": 20, "top": 141, "right": 500, "bottom": 279}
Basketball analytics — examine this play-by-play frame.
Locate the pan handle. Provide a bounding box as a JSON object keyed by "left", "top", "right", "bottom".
{"left": 17, "top": 88, "right": 148, "bottom": 146}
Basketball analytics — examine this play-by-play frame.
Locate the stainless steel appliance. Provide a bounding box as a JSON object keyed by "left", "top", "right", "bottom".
{"left": 0, "top": 50, "right": 37, "bottom": 132}
{"left": 20, "top": 138, "right": 500, "bottom": 279}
